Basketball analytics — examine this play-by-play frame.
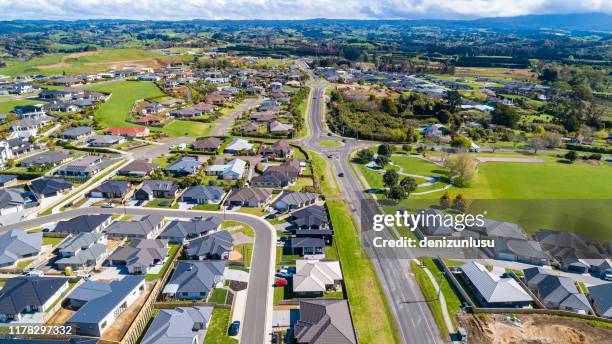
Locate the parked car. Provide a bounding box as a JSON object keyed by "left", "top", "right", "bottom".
{"left": 27, "top": 269, "right": 44, "bottom": 277}
{"left": 338, "top": 172, "right": 344, "bottom": 177}
{"left": 42, "top": 228, "right": 51, "bottom": 232}
{"left": 101, "top": 203, "right": 114, "bottom": 208}
{"left": 192, "top": 216, "right": 203, "bottom": 221}
{"left": 228, "top": 321, "right": 241, "bottom": 336}
{"left": 275, "top": 279, "right": 288, "bottom": 287}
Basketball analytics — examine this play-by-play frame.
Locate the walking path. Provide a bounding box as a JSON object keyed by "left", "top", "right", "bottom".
{"left": 415, "top": 259, "right": 456, "bottom": 337}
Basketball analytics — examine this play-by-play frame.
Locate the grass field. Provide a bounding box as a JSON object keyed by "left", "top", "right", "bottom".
{"left": 308, "top": 150, "right": 340, "bottom": 195}
{"left": 326, "top": 199, "right": 400, "bottom": 344}
{"left": 203, "top": 308, "right": 238, "bottom": 344}
{"left": 86, "top": 80, "right": 165, "bottom": 128}
{"left": 318, "top": 140, "right": 343, "bottom": 147}
{"left": 357, "top": 154, "right": 612, "bottom": 240}
{"left": 159, "top": 119, "right": 213, "bottom": 137}
{"left": 0, "top": 48, "right": 187, "bottom": 76}
{"left": 0, "top": 99, "right": 44, "bottom": 113}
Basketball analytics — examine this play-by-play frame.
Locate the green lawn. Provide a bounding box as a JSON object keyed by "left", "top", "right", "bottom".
{"left": 209, "top": 288, "right": 229, "bottom": 304}
{"left": 411, "top": 261, "right": 450, "bottom": 341}
{"left": 192, "top": 203, "right": 221, "bottom": 211}
{"left": 319, "top": 140, "right": 342, "bottom": 147}
{"left": 86, "top": 80, "right": 165, "bottom": 128}
{"left": 0, "top": 99, "right": 44, "bottom": 113}
{"left": 203, "top": 308, "right": 238, "bottom": 344}
{"left": 326, "top": 199, "right": 400, "bottom": 344}
{"left": 159, "top": 119, "right": 214, "bottom": 137}
{"left": 45, "top": 281, "right": 77, "bottom": 312}
{"left": 42, "top": 236, "right": 65, "bottom": 247}
{"left": 145, "top": 198, "right": 178, "bottom": 209}
{"left": 146, "top": 243, "right": 180, "bottom": 281}
{"left": 16, "top": 258, "right": 35, "bottom": 269}
{"left": 421, "top": 258, "right": 462, "bottom": 328}
{"left": 308, "top": 150, "right": 339, "bottom": 195}
{"left": 234, "top": 243, "right": 253, "bottom": 268}
{"left": 223, "top": 220, "right": 255, "bottom": 237}
{"left": 236, "top": 207, "right": 266, "bottom": 217}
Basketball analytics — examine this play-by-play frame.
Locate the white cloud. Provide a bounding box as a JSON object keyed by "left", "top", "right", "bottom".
{"left": 0, "top": 0, "right": 610, "bottom": 20}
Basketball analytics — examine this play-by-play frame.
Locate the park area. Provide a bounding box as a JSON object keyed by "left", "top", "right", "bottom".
{"left": 357, "top": 151, "right": 612, "bottom": 240}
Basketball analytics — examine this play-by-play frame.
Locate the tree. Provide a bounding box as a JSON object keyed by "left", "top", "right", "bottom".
{"left": 355, "top": 149, "right": 374, "bottom": 164}
{"left": 491, "top": 103, "right": 520, "bottom": 129}
{"left": 383, "top": 169, "right": 399, "bottom": 188}
{"left": 447, "top": 90, "right": 462, "bottom": 113}
{"left": 436, "top": 109, "right": 451, "bottom": 125}
{"left": 541, "top": 132, "right": 561, "bottom": 149}
{"left": 387, "top": 185, "right": 407, "bottom": 200}
{"left": 376, "top": 155, "right": 389, "bottom": 168}
{"left": 453, "top": 193, "right": 467, "bottom": 213}
{"left": 381, "top": 97, "right": 398, "bottom": 115}
{"left": 399, "top": 176, "right": 417, "bottom": 194}
{"left": 402, "top": 144, "right": 412, "bottom": 152}
{"left": 564, "top": 150, "right": 578, "bottom": 162}
{"left": 377, "top": 143, "right": 393, "bottom": 157}
{"left": 440, "top": 191, "right": 451, "bottom": 208}
{"left": 527, "top": 136, "right": 546, "bottom": 154}
{"left": 450, "top": 135, "right": 471, "bottom": 149}
{"left": 444, "top": 154, "right": 477, "bottom": 187}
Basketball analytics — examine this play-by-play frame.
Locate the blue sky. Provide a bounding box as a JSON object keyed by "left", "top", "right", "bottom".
{"left": 0, "top": 0, "right": 610, "bottom": 20}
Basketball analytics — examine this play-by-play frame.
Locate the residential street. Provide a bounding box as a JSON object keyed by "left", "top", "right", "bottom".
{"left": 298, "top": 70, "right": 444, "bottom": 344}
{"left": 0, "top": 206, "right": 276, "bottom": 344}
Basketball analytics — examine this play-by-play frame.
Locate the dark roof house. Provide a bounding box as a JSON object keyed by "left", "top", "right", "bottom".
{"left": 185, "top": 230, "right": 233, "bottom": 260}
{"left": 294, "top": 299, "right": 357, "bottom": 344}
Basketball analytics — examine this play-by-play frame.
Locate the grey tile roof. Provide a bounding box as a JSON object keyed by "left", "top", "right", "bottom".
{"left": 166, "top": 156, "right": 201, "bottom": 175}
{"left": 227, "top": 187, "right": 271, "bottom": 203}
{"left": 290, "top": 237, "right": 325, "bottom": 249}
{"left": 160, "top": 217, "right": 221, "bottom": 241}
{"left": 524, "top": 268, "right": 592, "bottom": 312}
{"left": 0, "top": 276, "right": 68, "bottom": 315}
{"left": 163, "top": 261, "right": 225, "bottom": 295}
{"left": 0, "top": 174, "right": 17, "bottom": 185}
{"left": 274, "top": 192, "right": 318, "bottom": 208}
{"left": 0, "top": 229, "right": 42, "bottom": 266}
{"left": 58, "top": 232, "right": 103, "bottom": 255}
{"left": 138, "top": 180, "right": 178, "bottom": 195}
{"left": 180, "top": 185, "right": 224, "bottom": 202}
{"left": 30, "top": 178, "right": 73, "bottom": 197}
{"left": 21, "top": 151, "right": 72, "bottom": 166}
{"left": 492, "top": 238, "right": 548, "bottom": 260}
{"left": 62, "top": 126, "right": 92, "bottom": 138}
{"left": 140, "top": 306, "right": 213, "bottom": 344}
{"left": 588, "top": 283, "right": 612, "bottom": 318}
{"left": 54, "top": 214, "right": 112, "bottom": 234}
{"left": 94, "top": 180, "right": 130, "bottom": 195}
{"left": 290, "top": 205, "right": 328, "bottom": 228}
{"left": 192, "top": 137, "right": 223, "bottom": 150}
{"left": 294, "top": 299, "right": 356, "bottom": 344}
{"left": 0, "top": 188, "right": 25, "bottom": 210}
{"left": 461, "top": 261, "right": 532, "bottom": 304}
{"left": 107, "top": 239, "right": 168, "bottom": 270}
{"left": 106, "top": 214, "right": 164, "bottom": 237}
{"left": 185, "top": 230, "right": 233, "bottom": 259}
{"left": 118, "top": 160, "right": 159, "bottom": 175}
{"left": 67, "top": 276, "right": 145, "bottom": 325}
{"left": 475, "top": 219, "right": 527, "bottom": 240}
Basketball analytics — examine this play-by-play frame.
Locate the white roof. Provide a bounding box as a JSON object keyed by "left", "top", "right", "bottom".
{"left": 462, "top": 261, "right": 532, "bottom": 303}
{"left": 206, "top": 158, "right": 246, "bottom": 176}
{"left": 293, "top": 260, "right": 343, "bottom": 293}
{"left": 226, "top": 138, "right": 253, "bottom": 151}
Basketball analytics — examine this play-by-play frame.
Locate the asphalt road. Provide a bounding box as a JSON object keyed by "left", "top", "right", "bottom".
{"left": 1, "top": 206, "right": 276, "bottom": 344}
{"left": 301, "top": 78, "right": 444, "bottom": 343}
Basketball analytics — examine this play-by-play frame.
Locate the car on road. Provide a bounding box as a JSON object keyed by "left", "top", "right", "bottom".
{"left": 228, "top": 321, "right": 241, "bottom": 336}
{"left": 101, "top": 203, "right": 114, "bottom": 208}
{"left": 338, "top": 172, "right": 344, "bottom": 177}
{"left": 191, "top": 216, "right": 203, "bottom": 221}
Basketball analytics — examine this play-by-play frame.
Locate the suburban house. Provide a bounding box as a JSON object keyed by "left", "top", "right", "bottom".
{"left": 106, "top": 214, "right": 165, "bottom": 239}
{"left": 56, "top": 233, "right": 108, "bottom": 271}
{"left": 0, "top": 276, "right": 69, "bottom": 323}
{"left": 185, "top": 230, "right": 233, "bottom": 260}
{"left": 107, "top": 239, "right": 169, "bottom": 274}
{"left": 273, "top": 192, "right": 319, "bottom": 212}
{"left": 523, "top": 267, "right": 593, "bottom": 314}
{"left": 159, "top": 217, "right": 222, "bottom": 243}
{"left": 105, "top": 127, "right": 150, "bottom": 138}
{"left": 0, "top": 174, "right": 17, "bottom": 187}
{"left": 225, "top": 187, "right": 272, "bottom": 208}
{"left": 224, "top": 138, "right": 253, "bottom": 154}
{"left": 135, "top": 180, "right": 179, "bottom": 201}
{"left": 162, "top": 261, "right": 225, "bottom": 300}
{"left": 29, "top": 178, "right": 73, "bottom": 199}
{"left": 469, "top": 219, "right": 528, "bottom": 240}
{"left": 269, "top": 120, "right": 294, "bottom": 134}
{"left": 90, "top": 180, "right": 133, "bottom": 200}
{"left": 56, "top": 156, "right": 104, "bottom": 179}
{"left": 588, "top": 283, "right": 612, "bottom": 318}
{"left": 66, "top": 276, "right": 146, "bottom": 337}
{"left": 262, "top": 140, "right": 292, "bottom": 159}
{"left": 460, "top": 261, "right": 532, "bottom": 308}
{"left": 293, "top": 260, "right": 343, "bottom": 296}
{"left": 206, "top": 158, "right": 247, "bottom": 180}
{"left": 117, "top": 159, "right": 159, "bottom": 177}
{"left": 61, "top": 126, "right": 94, "bottom": 140}
{"left": 140, "top": 306, "right": 213, "bottom": 344}
{"left": 0, "top": 229, "right": 42, "bottom": 267}
{"left": 0, "top": 189, "right": 25, "bottom": 216}
{"left": 491, "top": 238, "right": 549, "bottom": 265}
{"left": 180, "top": 185, "right": 225, "bottom": 205}
{"left": 290, "top": 237, "right": 325, "bottom": 259}
{"left": 166, "top": 156, "right": 201, "bottom": 176}
{"left": 87, "top": 135, "right": 125, "bottom": 147}
{"left": 290, "top": 205, "right": 333, "bottom": 243}
{"left": 294, "top": 299, "right": 357, "bottom": 344}
{"left": 54, "top": 214, "right": 113, "bottom": 234}
{"left": 20, "top": 151, "right": 72, "bottom": 168}
{"left": 192, "top": 137, "right": 223, "bottom": 152}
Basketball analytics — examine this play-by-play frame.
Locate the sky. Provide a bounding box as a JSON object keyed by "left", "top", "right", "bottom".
{"left": 0, "top": 0, "right": 611, "bottom": 21}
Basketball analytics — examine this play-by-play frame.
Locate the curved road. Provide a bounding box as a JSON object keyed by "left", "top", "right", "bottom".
{"left": 299, "top": 68, "right": 444, "bottom": 343}
{"left": 1, "top": 206, "right": 276, "bottom": 344}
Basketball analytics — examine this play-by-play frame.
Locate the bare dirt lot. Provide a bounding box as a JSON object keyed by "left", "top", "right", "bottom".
{"left": 464, "top": 313, "right": 612, "bottom": 344}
